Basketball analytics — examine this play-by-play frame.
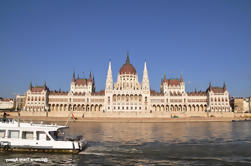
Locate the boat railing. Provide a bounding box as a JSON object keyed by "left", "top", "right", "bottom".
{"left": 0, "top": 118, "right": 15, "bottom": 123}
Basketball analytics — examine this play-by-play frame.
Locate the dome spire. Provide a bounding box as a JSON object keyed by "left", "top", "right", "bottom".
{"left": 126, "top": 52, "right": 130, "bottom": 64}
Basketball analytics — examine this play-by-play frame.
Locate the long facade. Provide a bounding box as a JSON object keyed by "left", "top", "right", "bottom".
{"left": 23, "top": 56, "right": 232, "bottom": 117}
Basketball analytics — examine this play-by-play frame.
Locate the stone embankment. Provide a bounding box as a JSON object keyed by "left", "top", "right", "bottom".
{"left": 2, "top": 111, "right": 250, "bottom": 123}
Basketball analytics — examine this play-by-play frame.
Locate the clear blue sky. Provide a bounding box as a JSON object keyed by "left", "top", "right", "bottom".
{"left": 0, "top": 0, "right": 250, "bottom": 98}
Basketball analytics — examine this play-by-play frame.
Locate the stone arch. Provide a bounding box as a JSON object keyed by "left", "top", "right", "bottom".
{"left": 113, "top": 94, "right": 116, "bottom": 102}
{"left": 161, "top": 105, "right": 164, "bottom": 111}
{"left": 139, "top": 95, "right": 142, "bottom": 102}
{"left": 200, "top": 104, "right": 204, "bottom": 112}
{"left": 99, "top": 105, "right": 103, "bottom": 111}
{"left": 152, "top": 105, "right": 156, "bottom": 111}
{"left": 126, "top": 94, "right": 129, "bottom": 102}
{"left": 195, "top": 105, "right": 199, "bottom": 111}
{"left": 170, "top": 105, "right": 174, "bottom": 112}
{"left": 192, "top": 105, "right": 195, "bottom": 111}
{"left": 81, "top": 104, "right": 85, "bottom": 111}
{"left": 95, "top": 104, "right": 99, "bottom": 111}
{"left": 117, "top": 94, "right": 121, "bottom": 101}
{"left": 130, "top": 94, "right": 133, "bottom": 102}
{"left": 183, "top": 105, "right": 187, "bottom": 112}
{"left": 188, "top": 105, "right": 191, "bottom": 111}
{"left": 157, "top": 105, "right": 161, "bottom": 111}
{"left": 178, "top": 105, "right": 182, "bottom": 111}
{"left": 91, "top": 104, "right": 95, "bottom": 111}
{"left": 166, "top": 105, "right": 169, "bottom": 111}
{"left": 121, "top": 94, "right": 125, "bottom": 102}
{"left": 134, "top": 94, "right": 138, "bottom": 102}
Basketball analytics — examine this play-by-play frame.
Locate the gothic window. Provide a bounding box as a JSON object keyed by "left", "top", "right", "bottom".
{"left": 145, "top": 97, "right": 147, "bottom": 102}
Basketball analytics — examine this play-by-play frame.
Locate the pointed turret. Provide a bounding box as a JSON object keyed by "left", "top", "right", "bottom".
{"left": 180, "top": 73, "right": 183, "bottom": 82}
{"left": 89, "top": 72, "right": 92, "bottom": 82}
{"left": 92, "top": 75, "right": 95, "bottom": 85}
{"left": 92, "top": 74, "right": 96, "bottom": 92}
{"left": 164, "top": 73, "right": 167, "bottom": 82}
{"left": 142, "top": 61, "right": 150, "bottom": 90}
{"left": 105, "top": 61, "right": 113, "bottom": 90}
{"left": 43, "top": 81, "right": 47, "bottom": 89}
{"left": 208, "top": 82, "right": 212, "bottom": 91}
{"left": 72, "top": 72, "right": 76, "bottom": 82}
{"left": 29, "top": 82, "right": 32, "bottom": 90}
{"left": 223, "top": 82, "right": 226, "bottom": 91}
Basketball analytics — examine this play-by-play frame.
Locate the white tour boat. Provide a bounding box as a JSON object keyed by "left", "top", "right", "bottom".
{"left": 0, "top": 119, "right": 87, "bottom": 153}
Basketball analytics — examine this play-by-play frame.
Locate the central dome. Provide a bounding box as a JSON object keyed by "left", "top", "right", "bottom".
{"left": 119, "top": 56, "right": 136, "bottom": 75}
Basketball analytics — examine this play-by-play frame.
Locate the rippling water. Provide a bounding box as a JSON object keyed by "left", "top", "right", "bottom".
{"left": 1, "top": 121, "right": 251, "bottom": 165}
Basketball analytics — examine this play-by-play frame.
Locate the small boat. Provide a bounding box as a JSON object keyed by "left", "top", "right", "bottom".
{"left": 232, "top": 119, "right": 251, "bottom": 122}
{"left": 0, "top": 119, "right": 87, "bottom": 153}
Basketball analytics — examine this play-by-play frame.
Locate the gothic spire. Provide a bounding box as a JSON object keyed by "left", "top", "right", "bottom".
{"left": 164, "top": 73, "right": 167, "bottom": 82}
{"left": 29, "top": 82, "right": 32, "bottom": 90}
{"left": 142, "top": 61, "right": 149, "bottom": 90}
{"left": 223, "top": 82, "right": 226, "bottom": 90}
{"left": 209, "top": 81, "right": 212, "bottom": 91}
{"left": 126, "top": 52, "right": 130, "bottom": 64}
{"left": 89, "top": 72, "right": 92, "bottom": 81}
{"left": 180, "top": 73, "right": 183, "bottom": 82}
{"left": 105, "top": 60, "right": 113, "bottom": 90}
{"left": 92, "top": 74, "right": 95, "bottom": 85}
{"left": 72, "top": 71, "right": 75, "bottom": 82}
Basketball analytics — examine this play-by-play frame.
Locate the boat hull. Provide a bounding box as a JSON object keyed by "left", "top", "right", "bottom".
{"left": 0, "top": 146, "right": 81, "bottom": 154}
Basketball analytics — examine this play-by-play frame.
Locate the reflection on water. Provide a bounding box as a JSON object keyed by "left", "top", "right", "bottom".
{"left": 1, "top": 122, "right": 251, "bottom": 165}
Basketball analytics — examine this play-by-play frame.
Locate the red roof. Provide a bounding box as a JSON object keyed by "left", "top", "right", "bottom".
{"left": 150, "top": 90, "right": 163, "bottom": 96}
{"left": 119, "top": 56, "right": 136, "bottom": 75}
{"left": 211, "top": 87, "right": 226, "bottom": 93}
{"left": 91, "top": 90, "right": 105, "bottom": 96}
{"left": 31, "top": 86, "right": 46, "bottom": 92}
{"left": 75, "top": 78, "right": 91, "bottom": 86}
{"left": 50, "top": 90, "right": 68, "bottom": 95}
{"left": 187, "top": 91, "right": 207, "bottom": 96}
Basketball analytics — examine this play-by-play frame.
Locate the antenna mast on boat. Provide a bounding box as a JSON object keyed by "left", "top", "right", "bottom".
{"left": 15, "top": 102, "right": 20, "bottom": 127}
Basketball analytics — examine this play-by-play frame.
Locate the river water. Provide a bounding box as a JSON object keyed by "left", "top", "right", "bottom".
{"left": 1, "top": 121, "right": 251, "bottom": 165}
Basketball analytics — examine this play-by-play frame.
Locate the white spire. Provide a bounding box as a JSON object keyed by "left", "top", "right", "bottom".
{"left": 142, "top": 61, "right": 149, "bottom": 90}
{"left": 105, "top": 61, "right": 113, "bottom": 90}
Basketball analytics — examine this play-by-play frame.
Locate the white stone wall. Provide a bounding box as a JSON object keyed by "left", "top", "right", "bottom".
{"left": 0, "top": 100, "right": 14, "bottom": 109}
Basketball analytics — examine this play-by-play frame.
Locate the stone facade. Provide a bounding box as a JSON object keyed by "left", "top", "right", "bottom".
{"left": 0, "top": 98, "right": 14, "bottom": 110}
{"left": 232, "top": 97, "right": 251, "bottom": 113}
{"left": 21, "top": 55, "right": 232, "bottom": 117}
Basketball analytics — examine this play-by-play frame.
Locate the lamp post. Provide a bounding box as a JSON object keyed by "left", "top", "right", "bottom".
{"left": 45, "top": 106, "right": 49, "bottom": 117}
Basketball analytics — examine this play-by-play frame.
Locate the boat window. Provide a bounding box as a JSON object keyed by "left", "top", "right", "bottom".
{"left": 49, "top": 131, "right": 58, "bottom": 141}
{"left": 22, "top": 131, "right": 34, "bottom": 140}
{"left": 36, "top": 131, "right": 50, "bottom": 141}
{"left": 8, "top": 130, "right": 20, "bottom": 139}
{"left": 0, "top": 130, "right": 5, "bottom": 138}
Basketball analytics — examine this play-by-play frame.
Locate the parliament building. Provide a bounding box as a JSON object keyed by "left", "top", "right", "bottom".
{"left": 22, "top": 55, "right": 232, "bottom": 118}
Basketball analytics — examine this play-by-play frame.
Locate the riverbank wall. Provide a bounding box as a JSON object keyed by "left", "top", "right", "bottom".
{"left": 3, "top": 111, "right": 250, "bottom": 122}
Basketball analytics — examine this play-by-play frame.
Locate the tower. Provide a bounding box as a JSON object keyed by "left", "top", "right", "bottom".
{"left": 105, "top": 61, "right": 113, "bottom": 90}
{"left": 142, "top": 61, "right": 149, "bottom": 90}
